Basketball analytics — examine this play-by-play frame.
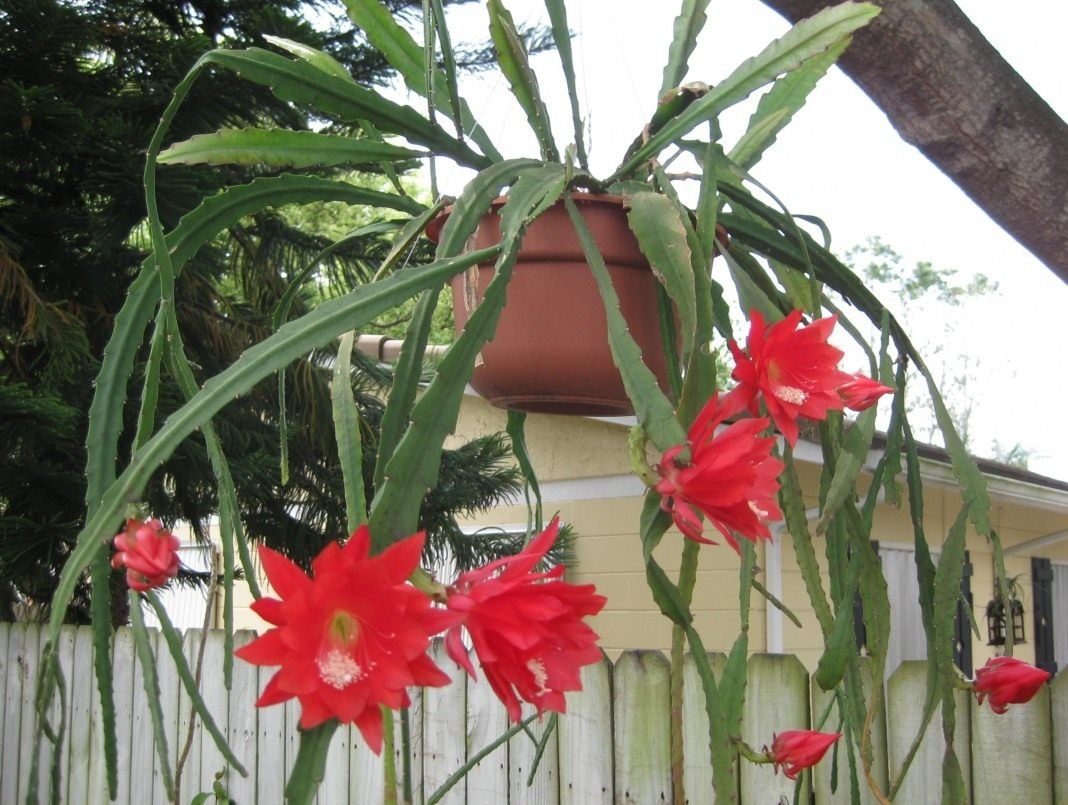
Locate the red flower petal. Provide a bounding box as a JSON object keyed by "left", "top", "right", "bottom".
{"left": 730, "top": 309, "right": 853, "bottom": 446}
{"left": 444, "top": 517, "right": 605, "bottom": 722}
{"left": 656, "top": 393, "right": 784, "bottom": 549}
{"left": 235, "top": 526, "right": 450, "bottom": 754}
{"left": 258, "top": 545, "right": 311, "bottom": 600}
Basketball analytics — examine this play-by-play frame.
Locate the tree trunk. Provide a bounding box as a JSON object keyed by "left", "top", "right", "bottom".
{"left": 759, "top": 0, "right": 1068, "bottom": 283}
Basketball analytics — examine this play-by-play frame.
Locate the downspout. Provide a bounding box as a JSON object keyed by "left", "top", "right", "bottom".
{"left": 354, "top": 334, "right": 448, "bottom": 363}
{"left": 766, "top": 505, "right": 821, "bottom": 653}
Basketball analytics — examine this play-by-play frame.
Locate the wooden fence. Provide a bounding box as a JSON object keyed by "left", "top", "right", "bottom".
{"left": 2, "top": 622, "right": 1065, "bottom": 804}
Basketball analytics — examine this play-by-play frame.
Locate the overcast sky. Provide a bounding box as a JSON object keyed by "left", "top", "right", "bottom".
{"left": 423, "top": 0, "right": 1068, "bottom": 479}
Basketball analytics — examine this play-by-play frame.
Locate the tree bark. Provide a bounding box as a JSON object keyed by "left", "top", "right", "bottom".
{"left": 759, "top": 0, "right": 1068, "bottom": 283}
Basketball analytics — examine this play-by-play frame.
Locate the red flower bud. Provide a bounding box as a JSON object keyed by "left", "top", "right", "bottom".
{"left": 838, "top": 372, "right": 894, "bottom": 411}
{"left": 770, "top": 729, "right": 842, "bottom": 780}
{"left": 974, "top": 656, "right": 1051, "bottom": 714}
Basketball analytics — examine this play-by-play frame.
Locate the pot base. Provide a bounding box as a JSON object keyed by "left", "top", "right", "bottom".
{"left": 482, "top": 395, "right": 635, "bottom": 417}
{"left": 447, "top": 194, "right": 674, "bottom": 417}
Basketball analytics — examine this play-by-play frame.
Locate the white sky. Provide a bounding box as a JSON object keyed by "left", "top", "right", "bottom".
{"left": 421, "top": 0, "right": 1068, "bottom": 479}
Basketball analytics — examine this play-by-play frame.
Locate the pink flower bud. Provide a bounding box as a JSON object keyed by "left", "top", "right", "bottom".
{"left": 111, "top": 518, "right": 181, "bottom": 592}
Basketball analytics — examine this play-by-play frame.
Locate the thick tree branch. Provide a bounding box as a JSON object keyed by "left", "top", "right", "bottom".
{"left": 760, "top": 0, "right": 1068, "bottom": 283}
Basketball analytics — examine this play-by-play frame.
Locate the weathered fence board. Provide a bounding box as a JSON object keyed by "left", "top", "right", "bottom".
{"left": 742, "top": 653, "right": 810, "bottom": 804}
{"left": 681, "top": 652, "right": 727, "bottom": 805}
{"left": 18, "top": 619, "right": 41, "bottom": 802}
{"left": 613, "top": 650, "right": 671, "bottom": 804}
{"left": 3, "top": 625, "right": 1066, "bottom": 804}
{"left": 972, "top": 683, "right": 1053, "bottom": 805}
{"left": 462, "top": 656, "right": 509, "bottom": 803}
{"left": 885, "top": 660, "right": 972, "bottom": 803}
{"left": 423, "top": 646, "right": 467, "bottom": 805}
{"left": 66, "top": 626, "right": 95, "bottom": 805}
{"left": 316, "top": 717, "right": 350, "bottom": 805}
{"left": 254, "top": 656, "right": 285, "bottom": 803}
{"left": 129, "top": 628, "right": 157, "bottom": 805}
{"left": 559, "top": 657, "right": 613, "bottom": 805}
{"left": 2, "top": 622, "right": 24, "bottom": 804}
{"left": 812, "top": 659, "right": 888, "bottom": 805}
{"left": 227, "top": 631, "right": 259, "bottom": 805}
{"left": 508, "top": 702, "right": 559, "bottom": 805}
{"left": 1053, "top": 671, "right": 1068, "bottom": 805}
{"left": 176, "top": 629, "right": 204, "bottom": 801}
{"left": 86, "top": 627, "right": 108, "bottom": 805}
{"left": 197, "top": 630, "right": 230, "bottom": 799}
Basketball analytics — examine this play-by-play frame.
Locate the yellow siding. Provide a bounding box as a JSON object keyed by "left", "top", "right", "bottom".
{"left": 458, "top": 497, "right": 762, "bottom": 658}
{"left": 451, "top": 394, "right": 633, "bottom": 480}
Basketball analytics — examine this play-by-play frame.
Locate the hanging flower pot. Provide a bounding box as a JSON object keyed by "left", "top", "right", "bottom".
{"left": 430, "top": 193, "right": 674, "bottom": 416}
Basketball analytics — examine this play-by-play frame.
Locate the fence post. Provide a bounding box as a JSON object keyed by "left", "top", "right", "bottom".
{"left": 741, "top": 653, "right": 811, "bottom": 804}
{"left": 971, "top": 674, "right": 1053, "bottom": 805}
{"left": 681, "top": 651, "right": 729, "bottom": 804}
{"left": 559, "top": 653, "right": 613, "bottom": 804}
{"left": 886, "top": 660, "right": 972, "bottom": 803}
{"left": 812, "top": 658, "right": 888, "bottom": 804}
{"left": 1052, "top": 671, "right": 1067, "bottom": 805}
{"left": 613, "top": 650, "right": 671, "bottom": 803}
{"left": 462, "top": 647, "right": 509, "bottom": 803}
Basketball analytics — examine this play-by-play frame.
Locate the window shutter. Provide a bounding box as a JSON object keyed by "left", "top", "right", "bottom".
{"left": 953, "top": 551, "right": 973, "bottom": 677}
{"left": 1032, "top": 557, "right": 1057, "bottom": 675}
{"left": 854, "top": 541, "right": 879, "bottom": 652}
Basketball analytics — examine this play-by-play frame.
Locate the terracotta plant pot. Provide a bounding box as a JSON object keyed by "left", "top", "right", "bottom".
{"left": 434, "top": 193, "right": 674, "bottom": 416}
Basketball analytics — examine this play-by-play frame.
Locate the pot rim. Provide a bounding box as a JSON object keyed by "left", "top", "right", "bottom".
{"left": 424, "top": 191, "right": 628, "bottom": 244}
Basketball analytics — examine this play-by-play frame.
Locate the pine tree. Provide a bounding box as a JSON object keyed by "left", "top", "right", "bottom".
{"left": 0, "top": 0, "right": 537, "bottom": 622}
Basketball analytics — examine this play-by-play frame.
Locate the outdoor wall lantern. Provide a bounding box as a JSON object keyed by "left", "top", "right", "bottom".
{"left": 986, "top": 594, "right": 1026, "bottom": 646}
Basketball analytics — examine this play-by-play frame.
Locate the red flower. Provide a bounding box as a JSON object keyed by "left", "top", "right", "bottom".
{"left": 974, "top": 656, "right": 1051, "bottom": 714}
{"left": 655, "top": 391, "right": 784, "bottom": 550}
{"left": 770, "top": 730, "right": 842, "bottom": 780}
{"left": 111, "top": 518, "right": 181, "bottom": 592}
{"left": 444, "top": 518, "right": 606, "bottom": 723}
{"left": 729, "top": 309, "right": 851, "bottom": 446}
{"left": 234, "top": 528, "right": 456, "bottom": 752}
{"left": 838, "top": 372, "right": 894, "bottom": 411}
